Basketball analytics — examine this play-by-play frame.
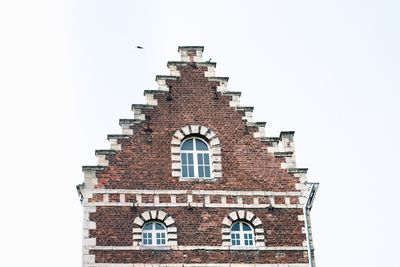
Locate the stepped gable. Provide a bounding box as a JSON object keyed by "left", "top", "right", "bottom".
{"left": 82, "top": 46, "right": 309, "bottom": 193}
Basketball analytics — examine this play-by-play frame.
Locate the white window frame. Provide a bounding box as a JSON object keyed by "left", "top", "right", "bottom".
{"left": 230, "top": 221, "right": 255, "bottom": 247}
{"left": 142, "top": 221, "right": 167, "bottom": 246}
{"left": 180, "top": 137, "right": 212, "bottom": 179}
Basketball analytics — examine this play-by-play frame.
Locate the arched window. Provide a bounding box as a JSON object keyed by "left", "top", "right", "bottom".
{"left": 142, "top": 221, "right": 167, "bottom": 246}
{"left": 180, "top": 137, "right": 211, "bottom": 178}
{"left": 230, "top": 221, "right": 255, "bottom": 247}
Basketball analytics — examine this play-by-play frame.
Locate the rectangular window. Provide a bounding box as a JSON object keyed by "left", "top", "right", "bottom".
{"left": 181, "top": 153, "right": 195, "bottom": 178}
{"left": 231, "top": 233, "right": 240, "bottom": 246}
{"left": 197, "top": 153, "right": 211, "bottom": 178}
{"left": 244, "top": 233, "right": 253, "bottom": 246}
{"left": 143, "top": 233, "right": 152, "bottom": 245}
{"left": 156, "top": 232, "right": 166, "bottom": 245}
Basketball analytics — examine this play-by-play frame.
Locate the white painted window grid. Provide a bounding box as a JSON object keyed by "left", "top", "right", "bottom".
{"left": 180, "top": 137, "right": 212, "bottom": 178}
{"left": 230, "top": 221, "right": 255, "bottom": 247}
{"left": 142, "top": 222, "right": 167, "bottom": 246}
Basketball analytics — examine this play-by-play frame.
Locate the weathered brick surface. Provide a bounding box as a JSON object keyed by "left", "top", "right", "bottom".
{"left": 91, "top": 250, "right": 308, "bottom": 264}
{"left": 81, "top": 47, "right": 312, "bottom": 265}
{"left": 95, "top": 64, "right": 299, "bottom": 191}
{"left": 90, "top": 207, "right": 304, "bottom": 247}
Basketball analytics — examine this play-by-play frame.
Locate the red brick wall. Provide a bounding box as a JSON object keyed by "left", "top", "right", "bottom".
{"left": 91, "top": 207, "right": 304, "bottom": 247}
{"left": 84, "top": 59, "right": 309, "bottom": 265}
{"left": 95, "top": 64, "right": 300, "bottom": 192}
{"left": 92, "top": 250, "right": 308, "bottom": 264}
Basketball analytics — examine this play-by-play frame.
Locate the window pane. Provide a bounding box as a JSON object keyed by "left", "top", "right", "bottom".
{"left": 231, "top": 223, "right": 240, "bottom": 231}
{"left": 182, "top": 166, "right": 188, "bottom": 177}
{"left": 198, "top": 165, "right": 204, "bottom": 177}
{"left": 155, "top": 223, "right": 165, "bottom": 230}
{"left": 143, "top": 223, "right": 152, "bottom": 230}
{"left": 181, "top": 153, "right": 187, "bottom": 164}
{"left": 242, "top": 223, "right": 251, "bottom": 231}
{"left": 195, "top": 139, "right": 208, "bottom": 151}
{"left": 231, "top": 233, "right": 240, "bottom": 246}
{"left": 244, "top": 233, "right": 254, "bottom": 246}
{"left": 204, "top": 166, "right": 211, "bottom": 177}
{"left": 198, "top": 154, "right": 203, "bottom": 164}
{"left": 181, "top": 139, "right": 193, "bottom": 150}
{"left": 204, "top": 154, "right": 210, "bottom": 164}
{"left": 188, "top": 165, "right": 194, "bottom": 177}
{"left": 188, "top": 153, "right": 194, "bottom": 164}
{"left": 143, "top": 233, "right": 152, "bottom": 245}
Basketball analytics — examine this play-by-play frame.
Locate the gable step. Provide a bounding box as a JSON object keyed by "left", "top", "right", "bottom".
{"left": 167, "top": 61, "right": 217, "bottom": 67}
{"left": 119, "top": 119, "right": 143, "bottom": 126}
{"left": 274, "top": 151, "right": 294, "bottom": 157}
{"left": 95, "top": 150, "right": 116, "bottom": 156}
{"left": 223, "top": 91, "right": 241, "bottom": 97}
{"left": 254, "top": 121, "right": 267, "bottom": 127}
{"left": 155, "top": 75, "right": 178, "bottom": 81}
{"left": 261, "top": 137, "right": 280, "bottom": 142}
{"left": 288, "top": 168, "right": 308, "bottom": 174}
{"left": 107, "top": 134, "right": 130, "bottom": 140}
{"left": 82, "top": 165, "right": 106, "bottom": 171}
{"left": 131, "top": 104, "right": 155, "bottom": 111}
{"left": 143, "top": 90, "right": 164, "bottom": 95}
{"left": 236, "top": 106, "right": 254, "bottom": 112}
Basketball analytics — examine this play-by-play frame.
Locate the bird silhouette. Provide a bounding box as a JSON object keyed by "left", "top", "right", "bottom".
{"left": 136, "top": 46, "right": 143, "bottom": 49}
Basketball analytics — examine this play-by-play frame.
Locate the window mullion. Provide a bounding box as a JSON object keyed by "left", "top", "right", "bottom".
{"left": 194, "top": 151, "right": 198, "bottom": 177}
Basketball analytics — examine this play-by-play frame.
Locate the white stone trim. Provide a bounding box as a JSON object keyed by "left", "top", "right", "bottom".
{"left": 90, "top": 189, "right": 301, "bottom": 197}
{"left": 85, "top": 202, "right": 303, "bottom": 209}
{"left": 83, "top": 206, "right": 97, "bottom": 266}
{"left": 171, "top": 125, "right": 222, "bottom": 179}
{"left": 144, "top": 93, "right": 157, "bottom": 106}
{"left": 168, "top": 64, "right": 181, "bottom": 77}
{"left": 88, "top": 245, "right": 306, "bottom": 251}
{"left": 178, "top": 46, "right": 203, "bottom": 62}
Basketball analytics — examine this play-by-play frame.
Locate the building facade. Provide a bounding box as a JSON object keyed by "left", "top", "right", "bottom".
{"left": 77, "top": 46, "right": 318, "bottom": 267}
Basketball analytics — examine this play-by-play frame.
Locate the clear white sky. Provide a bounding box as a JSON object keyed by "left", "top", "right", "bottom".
{"left": 0, "top": 1, "right": 399, "bottom": 266}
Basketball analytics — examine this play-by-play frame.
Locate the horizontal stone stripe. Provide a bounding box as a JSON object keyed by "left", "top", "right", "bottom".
{"left": 89, "top": 246, "right": 307, "bottom": 251}
{"left": 84, "top": 202, "right": 303, "bottom": 209}
{"left": 91, "top": 189, "right": 303, "bottom": 196}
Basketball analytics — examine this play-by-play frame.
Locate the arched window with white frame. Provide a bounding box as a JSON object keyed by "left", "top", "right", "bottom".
{"left": 230, "top": 221, "right": 255, "bottom": 247}
{"left": 180, "top": 137, "right": 211, "bottom": 178}
{"left": 142, "top": 221, "right": 167, "bottom": 246}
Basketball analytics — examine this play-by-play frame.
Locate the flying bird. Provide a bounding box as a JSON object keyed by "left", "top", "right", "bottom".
{"left": 136, "top": 46, "right": 143, "bottom": 49}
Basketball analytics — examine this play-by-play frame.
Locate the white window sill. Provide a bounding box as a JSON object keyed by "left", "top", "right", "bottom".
{"left": 179, "top": 177, "right": 218, "bottom": 182}
{"left": 139, "top": 245, "right": 171, "bottom": 250}
{"left": 229, "top": 246, "right": 258, "bottom": 250}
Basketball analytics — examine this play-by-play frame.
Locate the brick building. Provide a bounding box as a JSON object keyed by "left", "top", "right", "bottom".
{"left": 77, "top": 46, "right": 319, "bottom": 267}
